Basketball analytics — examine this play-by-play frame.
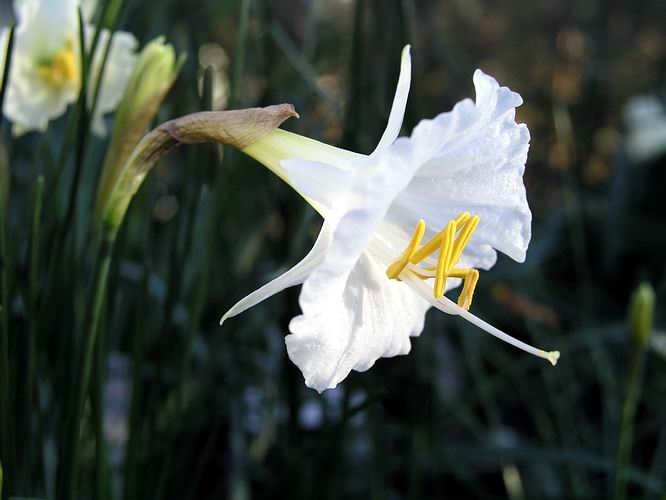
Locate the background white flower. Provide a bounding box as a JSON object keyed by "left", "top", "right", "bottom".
{"left": 624, "top": 94, "right": 666, "bottom": 163}
{"left": 88, "top": 27, "right": 138, "bottom": 135}
{"left": 0, "top": 0, "right": 137, "bottom": 135}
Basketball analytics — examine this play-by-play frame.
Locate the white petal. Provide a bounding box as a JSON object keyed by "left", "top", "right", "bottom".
{"left": 281, "top": 157, "right": 353, "bottom": 214}
{"left": 286, "top": 251, "right": 430, "bottom": 392}
{"left": 13, "top": 0, "right": 39, "bottom": 26}
{"left": 14, "top": 0, "right": 78, "bottom": 51}
{"left": 370, "top": 45, "right": 411, "bottom": 156}
{"left": 386, "top": 69, "right": 531, "bottom": 268}
{"left": 80, "top": 0, "right": 98, "bottom": 21}
{"left": 4, "top": 61, "right": 78, "bottom": 133}
{"left": 244, "top": 128, "right": 363, "bottom": 215}
{"left": 88, "top": 28, "right": 138, "bottom": 136}
{"left": 219, "top": 220, "right": 334, "bottom": 325}
{"left": 287, "top": 139, "right": 424, "bottom": 391}
{"left": 0, "top": 28, "right": 8, "bottom": 87}
{"left": 304, "top": 137, "right": 419, "bottom": 282}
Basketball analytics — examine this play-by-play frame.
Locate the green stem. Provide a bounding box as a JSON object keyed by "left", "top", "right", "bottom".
{"left": 0, "top": 176, "right": 10, "bottom": 499}
{"left": 0, "top": 26, "right": 15, "bottom": 127}
{"left": 122, "top": 259, "right": 150, "bottom": 500}
{"left": 61, "top": 9, "right": 90, "bottom": 249}
{"left": 52, "top": 0, "right": 114, "bottom": 200}
{"left": 60, "top": 225, "right": 117, "bottom": 499}
{"left": 177, "top": 257, "right": 209, "bottom": 409}
{"left": 613, "top": 342, "right": 647, "bottom": 500}
{"left": 93, "top": 313, "right": 110, "bottom": 500}
{"left": 89, "top": 0, "right": 127, "bottom": 134}
{"left": 175, "top": 66, "right": 214, "bottom": 410}
{"left": 229, "top": 0, "right": 252, "bottom": 105}
{"left": 24, "top": 175, "right": 44, "bottom": 489}
{"left": 0, "top": 32, "right": 12, "bottom": 497}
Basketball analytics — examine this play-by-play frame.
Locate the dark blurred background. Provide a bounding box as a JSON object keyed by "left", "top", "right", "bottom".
{"left": 5, "top": 0, "right": 666, "bottom": 498}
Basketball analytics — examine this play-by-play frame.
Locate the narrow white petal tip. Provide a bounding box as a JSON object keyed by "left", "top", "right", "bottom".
{"left": 546, "top": 350, "right": 560, "bottom": 366}
{"left": 401, "top": 45, "right": 411, "bottom": 66}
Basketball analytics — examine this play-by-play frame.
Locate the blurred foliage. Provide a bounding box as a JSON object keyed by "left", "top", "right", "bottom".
{"left": 1, "top": 0, "right": 666, "bottom": 499}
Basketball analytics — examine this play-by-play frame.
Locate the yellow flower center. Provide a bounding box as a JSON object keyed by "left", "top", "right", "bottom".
{"left": 39, "top": 41, "right": 79, "bottom": 88}
{"left": 386, "top": 212, "right": 481, "bottom": 310}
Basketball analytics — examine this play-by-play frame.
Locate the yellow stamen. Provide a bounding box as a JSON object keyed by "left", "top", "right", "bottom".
{"left": 433, "top": 221, "right": 456, "bottom": 298}
{"left": 410, "top": 211, "right": 470, "bottom": 264}
{"left": 386, "top": 219, "right": 426, "bottom": 279}
{"left": 39, "top": 41, "right": 79, "bottom": 88}
{"left": 457, "top": 269, "right": 479, "bottom": 310}
{"left": 387, "top": 212, "right": 482, "bottom": 309}
{"left": 454, "top": 211, "right": 471, "bottom": 228}
{"left": 447, "top": 268, "right": 471, "bottom": 279}
{"left": 450, "top": 215, "right": 479, "bottom": 268}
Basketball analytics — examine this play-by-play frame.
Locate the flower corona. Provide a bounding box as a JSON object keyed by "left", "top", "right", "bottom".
{"left": 38, "top": 40, "right": 78, "bottom": 88}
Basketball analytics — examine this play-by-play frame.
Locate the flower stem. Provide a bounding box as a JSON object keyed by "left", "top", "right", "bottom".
{"left": 24, "top": 175, "right": 44, "bottom": 487}
{"left": 0, "top": 173, "right": 11, "bottom": 499}
{"left": 92, "top": 321, "right": 110, "bottom": 500}
{"left": 60, "top": 224, "right": 117, "bottom": 499}
{"left": 88, "top": 0, "right": 126, "bottom": 119}
{"left": 61, "top": 10, "right": 90, "bottom": 250}
{"left": 613, "top": 284, "right": 654, "bottom": 500}
{"left": 122, "top": 259, "right": 150, "bottom": 500}
{"left": 229, "top": 0, "right": 251, "bottom": 104}
{"left": 0, "top": 26, "right": 15, "bottom": 123}
{"left": 0, "top": 27, "right": 13, "bottom": 499}
{"left": 613, "top": 343, "right": 646, "bottom": 500}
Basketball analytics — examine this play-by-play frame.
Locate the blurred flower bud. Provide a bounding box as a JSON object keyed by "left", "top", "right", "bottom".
{"left": 629, "top": 282, "right": 655, "bottom": 347}
{"left": 96, "top": 37, "right": 185, "bottom": 222}
{"left": 99, "top": 104, "right": 298, "bottom": 229}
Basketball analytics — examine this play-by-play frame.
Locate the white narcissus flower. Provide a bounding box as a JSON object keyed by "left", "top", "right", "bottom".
{"left": 221, "top": 46, "right": 559, "bottom": 392}
{"left": 624, "top": 95, "right": 666, "bottom": 163}
{"left": 87, "top": 27, "right": 138, "bottom": 136}
{"left": 0, "top": 0, "right": 137, "bottom": 135}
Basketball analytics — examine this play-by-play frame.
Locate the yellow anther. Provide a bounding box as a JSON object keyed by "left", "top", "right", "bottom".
{"left": 386, "top": 219, "right": 426, "bottom": 279}
{"left": 454, "top": 211, "right": 471, "bottom": 227}
{"left": 447, "top": 268, "right": 481, "bottom": 309}
{"left": 410, "top": 211, "right": 470, "bottom": 265}
{"left": 39, "top": 41, "right": 79, "bottom": 88}
{"left": 433, "top": 221, "right": 456, "bottom": 299}
{"left": 450, "top": 215, "right": 479, "bottom": 268}
{"left": 457, "top": 269, "right": 479, "bottom": 310}
{"left": 387, "top": 212, "right": 481, "bottom": 308}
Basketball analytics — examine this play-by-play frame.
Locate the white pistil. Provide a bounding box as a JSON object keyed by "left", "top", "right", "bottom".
{"left": 401, "top": 272, "right": 560, "bottom": 366}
